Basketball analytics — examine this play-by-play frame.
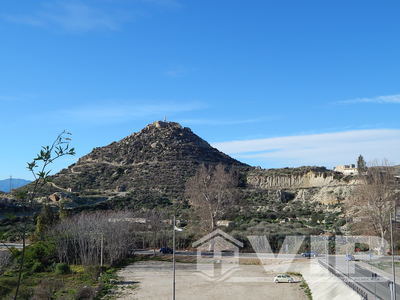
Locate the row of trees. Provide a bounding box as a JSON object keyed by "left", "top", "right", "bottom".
{"left": 50, "top": 211, "right": 136, "bottom": 266}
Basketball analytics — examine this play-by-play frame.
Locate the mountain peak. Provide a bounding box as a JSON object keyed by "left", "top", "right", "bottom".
{"left": 146, "top": 120, "right": 183, "bottom": 130}
{"left": 50, "top": 122, "right": 247, "bottom": 202}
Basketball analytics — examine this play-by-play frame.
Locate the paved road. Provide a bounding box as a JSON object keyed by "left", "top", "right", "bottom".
{"left": 0, "top": 243, "right": 25, "bottom": 249}
{"left": 326, "top": 256, "right": 400, "bottom": 300}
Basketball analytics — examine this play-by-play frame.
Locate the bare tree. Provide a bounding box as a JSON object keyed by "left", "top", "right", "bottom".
{"left": 0, "top": 251, "right": 11, "bottom": 274}
{"left": 185, "top": 164, "right": 239, "bottom": 233}
{"left": 346, "top": 160, "right": 399, "bottom": 246}
{"left": 146, "top": 209, "right": 167, "bottom": 255}
{"left": 50, "top": 210, "right": 138, "bottom": 266}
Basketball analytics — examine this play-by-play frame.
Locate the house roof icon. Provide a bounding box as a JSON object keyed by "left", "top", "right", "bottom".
{"left": 192, "top": 229, "right": 243, "bottom": 248}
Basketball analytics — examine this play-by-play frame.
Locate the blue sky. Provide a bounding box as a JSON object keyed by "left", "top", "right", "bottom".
{"left": 1, "top": 0, "right": 399, "bottom": 179}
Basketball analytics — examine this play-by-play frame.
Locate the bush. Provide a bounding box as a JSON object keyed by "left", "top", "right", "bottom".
{"left": 55, "top": 263, "right": 71, "bottom": 275}
{"left": 18, "top": 286, "right": 34, "bottom": 300}
{"left": 31, "top": 261, "right": 45, "bottom": 273}
{"left": 84, "top": 265, "right": 102, "bottom": 280}
{"left": 75, "top": 286, "right": 96, "bottom": 300}
{"left": 32, "top": 279, "right": 63, "bottom": 300}
{"left": 0, "top": 277, "right": 17, "bottom": 297}
{"left": 22, "top": 240, "right": 57, "bottom": 269}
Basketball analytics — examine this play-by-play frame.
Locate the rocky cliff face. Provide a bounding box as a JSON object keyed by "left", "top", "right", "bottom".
{"left": 246, "top": 167, "right": 358, "bottom": 205}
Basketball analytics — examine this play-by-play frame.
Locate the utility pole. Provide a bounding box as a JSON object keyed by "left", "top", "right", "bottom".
{"left": 390, "top": 209, "right": 397, "bottom": 300}
{"left": 172, "top": 215, "right": 176, "bottom": 300}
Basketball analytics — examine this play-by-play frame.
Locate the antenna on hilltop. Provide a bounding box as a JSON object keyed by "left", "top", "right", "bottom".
{"left": 9, "top": 175, "right": 12, "bottom": 193}
{"left": 164, "top": 116, "right": 167, "bottom": 122}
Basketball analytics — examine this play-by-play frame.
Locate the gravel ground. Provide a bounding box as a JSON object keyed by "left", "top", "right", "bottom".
{"left": 115, "top": 261, "right": 308, "bottom": 300}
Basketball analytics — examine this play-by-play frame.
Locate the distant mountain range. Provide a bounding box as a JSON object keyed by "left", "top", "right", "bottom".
{"left": 0, "top": 178, "right": 31, "bottom": 193}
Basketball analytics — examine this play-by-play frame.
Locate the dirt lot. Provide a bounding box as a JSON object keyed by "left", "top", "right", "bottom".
{"left": 115, "top": 261, "right": 308, "bottom": 300}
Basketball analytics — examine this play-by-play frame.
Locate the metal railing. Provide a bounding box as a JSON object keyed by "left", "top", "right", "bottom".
{"left": 318, "top": 259, "right": 369, "bottom": 300}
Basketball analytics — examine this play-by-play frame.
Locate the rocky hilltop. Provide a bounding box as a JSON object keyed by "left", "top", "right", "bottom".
{"left": 47, "top": 121, "right": 248, "bottom": 204}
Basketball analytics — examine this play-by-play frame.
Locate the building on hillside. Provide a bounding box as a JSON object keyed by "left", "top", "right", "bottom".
{"left": 334, "top": 164, "right": 358, "bottom": 176}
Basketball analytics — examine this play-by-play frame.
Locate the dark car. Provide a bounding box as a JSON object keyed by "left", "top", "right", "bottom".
{"left": 160, "top": 247, "right": 173, "bottom": 254}
{"left": 345, "top": 254, "right": 356, "bottom": 261}
{"left": 301, "top": 251, "right": 318, "bottom": 258}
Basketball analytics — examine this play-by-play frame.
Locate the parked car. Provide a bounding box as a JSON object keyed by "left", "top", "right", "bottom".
{"left": 301, "top": 251, "right": 318, "bottom": 258}
{"left": 160, "top": 247, "right": 173, "bottom": 254}
{"left": 345, "top": 254, "right": 356, "bottom": 261}
{"left": 274, "top": 274, "right": 295, "bottom": 283}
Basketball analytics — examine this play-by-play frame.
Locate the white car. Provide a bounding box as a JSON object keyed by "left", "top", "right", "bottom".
{"left": 274, "top": 274, "right": 294, "bottom": 283}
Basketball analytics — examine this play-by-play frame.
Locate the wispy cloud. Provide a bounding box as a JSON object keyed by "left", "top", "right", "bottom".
{"left": 337, "top": 94, "right": 400, "bottom": 105}
{"left": 212, "top": 129, "right": 400, "bottom": 167}
{"left": 165, "top": 67, "right": 186, "bottom": 78}
{"left": 59, "top": 101, "right": 206, "bottom": 123}
{"left": 139, "top": 0, "right": 181, "bottom": 8}
{"left": 178, "top": 117, "right": 278, "bottom": 126}
{"left": 1, "top": 1, "right": 132, "bottom": 32}
{"left": 0, "top": 95, "right": 20, "bottom": 102}
{"left": 0, "top": 94, "right": 37, "bottom": 102}
{"left": 164, "top": 65, "right": 194, "bottom": 78}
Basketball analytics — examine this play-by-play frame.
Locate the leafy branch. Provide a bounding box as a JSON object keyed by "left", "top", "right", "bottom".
{"left": 13, "top": 130, "right": 75, "bottom": 300}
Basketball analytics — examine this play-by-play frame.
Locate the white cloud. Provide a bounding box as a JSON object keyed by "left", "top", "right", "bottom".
{"left": 337, "top": 94, "right": 400, "bottom": 104}
{"left": 1, "top": 1, "right": 131, "bottom": 32}
{"left": 212, "top": 129, "right": 400, "bottom": 167}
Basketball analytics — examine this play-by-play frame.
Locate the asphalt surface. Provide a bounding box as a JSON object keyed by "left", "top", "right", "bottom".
{"left": 326, "top": 256, "right": 400, "bottom": 300}
{"left": 0, "top": 243, "right": 25, "bottom": 249}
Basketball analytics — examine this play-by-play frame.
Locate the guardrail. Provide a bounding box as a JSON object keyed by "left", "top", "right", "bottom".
{"left": 318, "top": 259, "right": 369, "bottom": 300}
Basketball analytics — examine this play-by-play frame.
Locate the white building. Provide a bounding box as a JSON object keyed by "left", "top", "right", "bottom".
{"left": 334, "top": 164, "right": 358, "bottom": 176}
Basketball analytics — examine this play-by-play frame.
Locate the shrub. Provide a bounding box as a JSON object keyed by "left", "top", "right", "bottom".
{"left": 75, "top": 286, "right": 96, "bottom": 300}
{"left": 22, "top": 240, "right": 57, "bottom": 269}
{"left": 84, "top": 265, "right": 102, "bottom": 281}
{"left": 32, "top": 279, "right": 63, "bottom": 300}
{"left": 55, "top": 263, "right": 71, "bottom": 275}
{"left": 18, "top": 286, "right": 34, "bottom": 300}
{"left": 31, "top": 261, "right": 45, "bottom": 273}
{"left": 0, "top": 277, "right": 17, "bottom": 297}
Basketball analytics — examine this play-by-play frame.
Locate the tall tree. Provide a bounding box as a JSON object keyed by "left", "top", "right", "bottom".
{"left": 146, "top": 209, "right": 167, "bottom": 255}
{"left": 357, "top": 155, "right": 367, "bottom": 174}
{"left": 185, "top": 164, "right": 239, "bottom": 233}
{"left": 346, "top": 160, "right": 399, "bottom": 249}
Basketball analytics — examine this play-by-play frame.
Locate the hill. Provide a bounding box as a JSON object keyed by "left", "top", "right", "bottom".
{"left": 39, "top": 121, "right": 249, "bottom": 206}
{"left": 0, "top": 178, "right": 30, "bottom": 192}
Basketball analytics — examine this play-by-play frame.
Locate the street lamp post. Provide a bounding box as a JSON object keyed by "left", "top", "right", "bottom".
{"left": 390, "top": 209, "right": 397, "bottom": 300}
{"left": 172, "top": 215, "right": 176, "bottom": 300}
